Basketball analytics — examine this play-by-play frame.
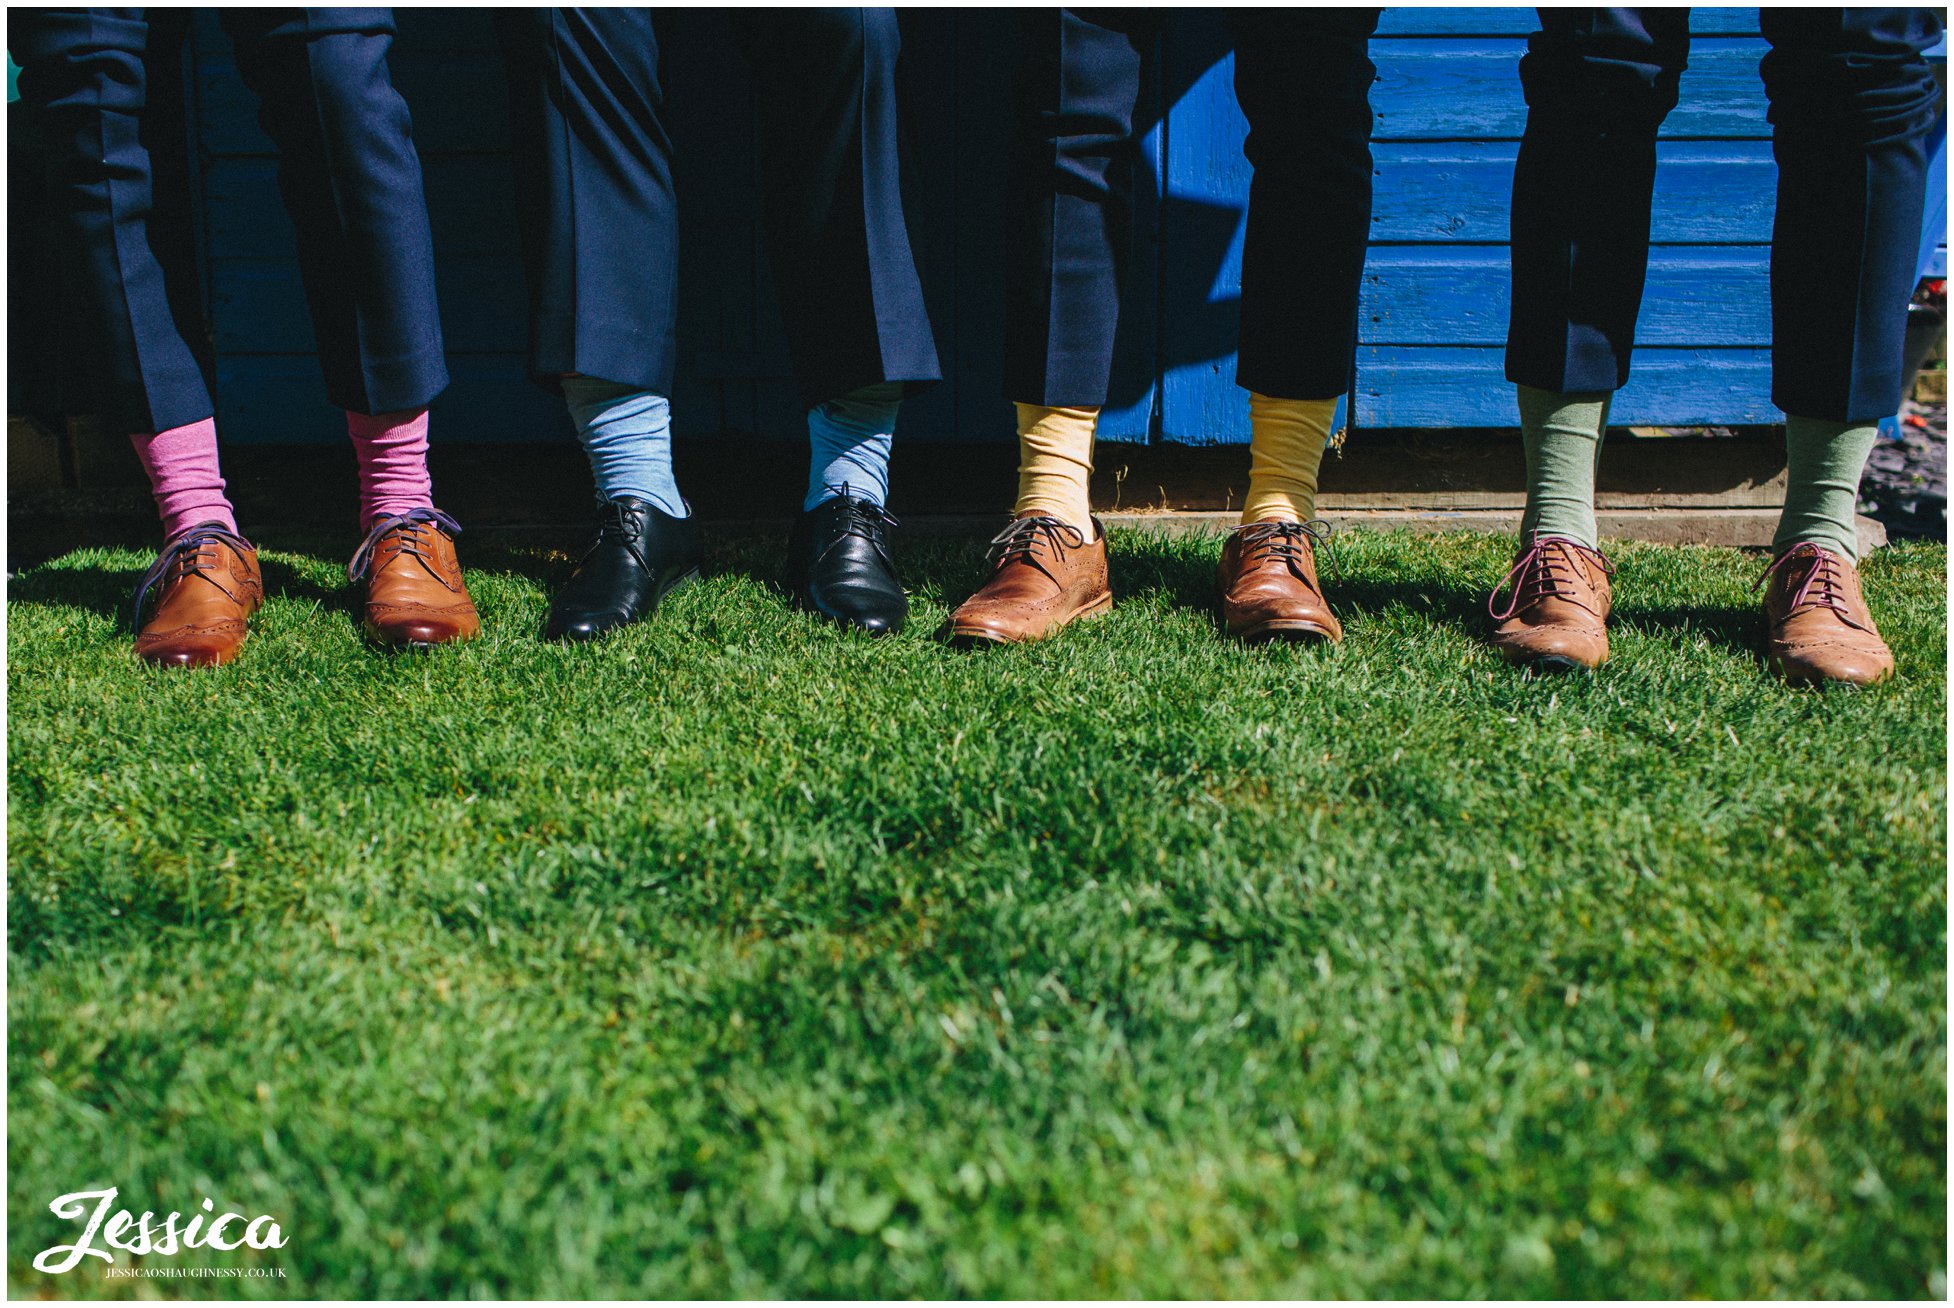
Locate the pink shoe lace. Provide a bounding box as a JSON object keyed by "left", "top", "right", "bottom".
{"left": 1755, "top": 542, "right": 1869, "bottom": 631}
{"left": 1488, "top": 535, "right": 1613, "bottom": 621}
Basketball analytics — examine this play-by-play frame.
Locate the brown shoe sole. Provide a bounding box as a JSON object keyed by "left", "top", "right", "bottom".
{"left": 1230, "top": 615, "right": 1340, "bottom": 645}
{"left": 1489, "top": 637, "right": 1605, "bottom": 674}
{"left": 1766, "top": 652, "right": 1893, "bottom": 689}
{"left": 1498, "top": 650, "right": 1600, "bottom": 674}
{"left": 363, "top": 620, "right": 482, "bottom": 651}
{"left": 136, "top": 641, "right": 247, "bottom": 669}
{"left": 942, "top": 590, "right": 1114, "bottom": 648}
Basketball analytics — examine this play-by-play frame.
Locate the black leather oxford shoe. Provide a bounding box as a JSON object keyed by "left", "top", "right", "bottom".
{"left": 784, "top": 493, "right": 907, "bottom": 635}
{"left": 546, "top": 497, "right": 703, "bottom": 642}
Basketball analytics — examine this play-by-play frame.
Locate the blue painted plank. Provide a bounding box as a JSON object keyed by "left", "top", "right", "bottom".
{"left": 209, "top": 256, "right": 527, "bottom": 355}
{"left": 182, "top": 10, "right": 1818, "bottom": 443}
{"left": 1355, "top": 346, "right": 1777, "bottom": 427}
{"left": 216, "top": 355, "right": 817, "bottom": 446}
{"left": 392, "top": 9, "right": 502, "bottom": 55}
{"left": 662, "top": 10, "right": 763, "bottom": 440}
{"left": 189, "top": 8, "right": 498, "bottom": 55}
{"left": 204, "top": 156, "right": 521, "bottom": 257}
{"left": 1918, "top": 114, "right": 1947, "bottom": 282}
{"left": 213, "top": 355, "right": 571, "bottom": 445}
{"left": 1372, "top": 37, "right": 1769, "bottom": 141}
{"left": 893, "top": 10, "right": 961, "bottom": 446}
{"left": 1371, "top": 140, "right": 1776, "bottom": 244}
{"left": 945, "top": 13, "right": 1017, "bottom": 443}
{"left": 1363, "top": 246, "right": 1773, "bottom": 347}
{"left": 198, "top": 52, "right": 512, "bottom": 157}
{"left": 1158, "top": 36, "right": 1252, "bottom": 448}
{"left": 1154, "top": 31, "right": 1351, "bottom": 449}
{"left": 1091, "top": 14, "right": 1173, "bottom": 443}
{"left": 1154, "top": 26, "right": 1781, "bottom": 443}
{"left": 1376, "top": 9, "right": 1760, "bottom": 38}
{"left": 188, "top": 9, "right": 228, "bottom": 57}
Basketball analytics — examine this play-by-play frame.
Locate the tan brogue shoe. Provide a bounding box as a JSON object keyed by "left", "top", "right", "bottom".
{"left": 350, "top": 509, "right": 480, "bottom": 648}
{"left": 1487, "top": 534, "right": 1614, "bottom": 672}
{"left": 131, "top": 523, "right": 264, "bottom": 668}
{"left": 1757, "top": 542, "right": 1894, "bottom": 687}
{"left": 1218, "top": 519, "right": 1342, "bottom": 643}
{"left": 942, "top": 514, "right": 1112, "bottom": 645}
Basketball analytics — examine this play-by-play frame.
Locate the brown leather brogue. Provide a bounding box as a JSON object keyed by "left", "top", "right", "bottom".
{"left": 1217, "top": 519, "right": 1342, "bottom": 643}
{"left": 131, "top": 523, "right": 264, "bottom": 667}
{"left": 1487, "top": 534, "right": 1614, "bottom": 672}
{"left": 1758, "top": 541, "right": 1894, "bottom": 687}
{"left": 942, "top": 514, "right": 1112, "bottom": 645}
{"left": 349, "top": 509, "right": 480, "bottom": 648}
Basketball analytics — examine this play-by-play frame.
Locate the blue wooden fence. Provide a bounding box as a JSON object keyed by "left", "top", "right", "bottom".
{"left": 29, "top": 9, "right": 1950, "bottom": 445}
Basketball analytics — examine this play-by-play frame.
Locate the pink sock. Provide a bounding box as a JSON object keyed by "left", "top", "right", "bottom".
{"left": 346, "top": 407, "right": 435, "bottom": 530}
{"left": 129, "top": 417, "right": 238, "bottom": 541}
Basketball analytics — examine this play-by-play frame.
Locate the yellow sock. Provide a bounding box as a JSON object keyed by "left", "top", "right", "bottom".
{"left": 1014, "top": 403, "right": 1098, "bottom": 532}
{"left": 1242, "top": 393, "right": 1337, "bottom": 524}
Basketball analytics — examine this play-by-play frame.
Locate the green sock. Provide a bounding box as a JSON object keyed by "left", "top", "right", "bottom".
{"left": 1518, "top": 386, "right": 1612, "bottom": 547}
{"left": 1773, "top": 416, "right": 1878, "bottom": 562}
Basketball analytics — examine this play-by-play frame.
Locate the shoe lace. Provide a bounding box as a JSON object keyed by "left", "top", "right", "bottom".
{"left": 1488, "top": 534, "right": 1613, "bottom": 621}
{"left": 986, "top": 515, "right": 1087, "bottom": 585}
{"left": 348, "top": 507, "right": 462, "bottom": 582}
{"left": 1755, "top": 541, "right": 1862, "bottom": 627}
{"left": 581, "top": 498, "right": 655, "bottom": 573}
{"left": 131, "top": 522, "right": 256, "bottom": 630}
{"left": 816, "top": 483, "right": 900, "bottom": 568}
{"left": 1235, "top": 518, "right": 1336, "bottom": 582}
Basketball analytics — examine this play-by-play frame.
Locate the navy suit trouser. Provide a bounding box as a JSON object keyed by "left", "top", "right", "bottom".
{"left": 1506, "top": 7, "right": 1945, "bottom": 423}
{"left": 1002, "top": 8, "right": 1382, "bottom": 407}
{"left": 11, "top": 7, "right": 447, "bottom": 434}
{"left": 496, "top": 8, "right": 941, "bottom": 409}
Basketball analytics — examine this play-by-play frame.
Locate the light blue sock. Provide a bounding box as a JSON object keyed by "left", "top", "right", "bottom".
{"left": 806, "top": 380, "right": 902, "bottom": 511}
{"left": 560, "top": 375, "right": 688, "bottom": 518}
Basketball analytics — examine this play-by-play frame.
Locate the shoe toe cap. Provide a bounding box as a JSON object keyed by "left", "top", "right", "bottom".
{"left": 1491, "top": 624, "right": 1606, "bottom": 669}
{"left": 803, "top": 581, "right": 907, "bottom": 635}
{"left": 1772, "top": 642, "right": 1894, "bottom": 687}
{"left": 138, "top": 641, "right": 231, "bottom": 668}
{"left": 941, "top": 607, "right": 1020, "bottom": 645}
{"left": 548, "top": 611, "right": 629, "bottom": 643}
{"left": 371, "top": 615, "right": 477, "bottom": 646}
{"left": 136, "top": 625, "right": 246, "bottom": 667}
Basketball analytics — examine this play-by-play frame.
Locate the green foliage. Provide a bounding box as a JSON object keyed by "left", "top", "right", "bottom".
{"left": 8, "top": 529, "right": 1945, "bottom": 1297}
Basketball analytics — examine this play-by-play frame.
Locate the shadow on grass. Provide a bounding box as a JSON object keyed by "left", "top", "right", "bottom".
{"left": 1333, "top": 572, "right": 1489, "bottom": 637}
{"left": 1611, "top": 600, "right": 1761, "bottom": 661}
{"left": 448, "top": 536, "right": 577, "bottom": 591}
{"left": 1107, "top": 532, "right": 1498, "bottom": 641}
{"left": 5, "top": 560, "right": 148, "bottom": 624}
{"left": 8, "top": 525, "right": 1772, "bottom": 662}
{"left": 716, "top": 540, "right": 795, "bottom": 602}
{"left": 1109, "top": 535, "right": 1219, "bottom": 614}
{"left": 8, "top": 555, "right": 353, "bottom": 631}
{"left": 9, "top": 535, "right": 576, "bottom": 631}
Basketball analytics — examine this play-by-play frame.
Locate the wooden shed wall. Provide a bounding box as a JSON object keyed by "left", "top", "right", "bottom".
{"left": 141, "top": 9, "right": 1796, "bottom": 444}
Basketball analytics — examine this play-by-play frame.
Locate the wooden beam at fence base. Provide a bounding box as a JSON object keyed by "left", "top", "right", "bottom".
{"left": 8, "top": 425, "right": 1821, "bottom": 567}
{"left": 22, "top": 426, "right": 1793, "bottom": 512}
{"left": 1096, "top": 508, "right": 1887, "bottom": 555}
{"left": 1090, "top": 429, "right": 1789, "bottom": 514}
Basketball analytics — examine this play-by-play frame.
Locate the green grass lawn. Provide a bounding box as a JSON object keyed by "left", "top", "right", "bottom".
{"left": 8, "top": 527, "right": 1946, "bottom": 1298}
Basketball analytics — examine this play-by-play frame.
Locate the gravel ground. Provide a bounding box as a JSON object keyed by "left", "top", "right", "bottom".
{"left": 1862, "top": 395, "right": 1947, "bottom": 542}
